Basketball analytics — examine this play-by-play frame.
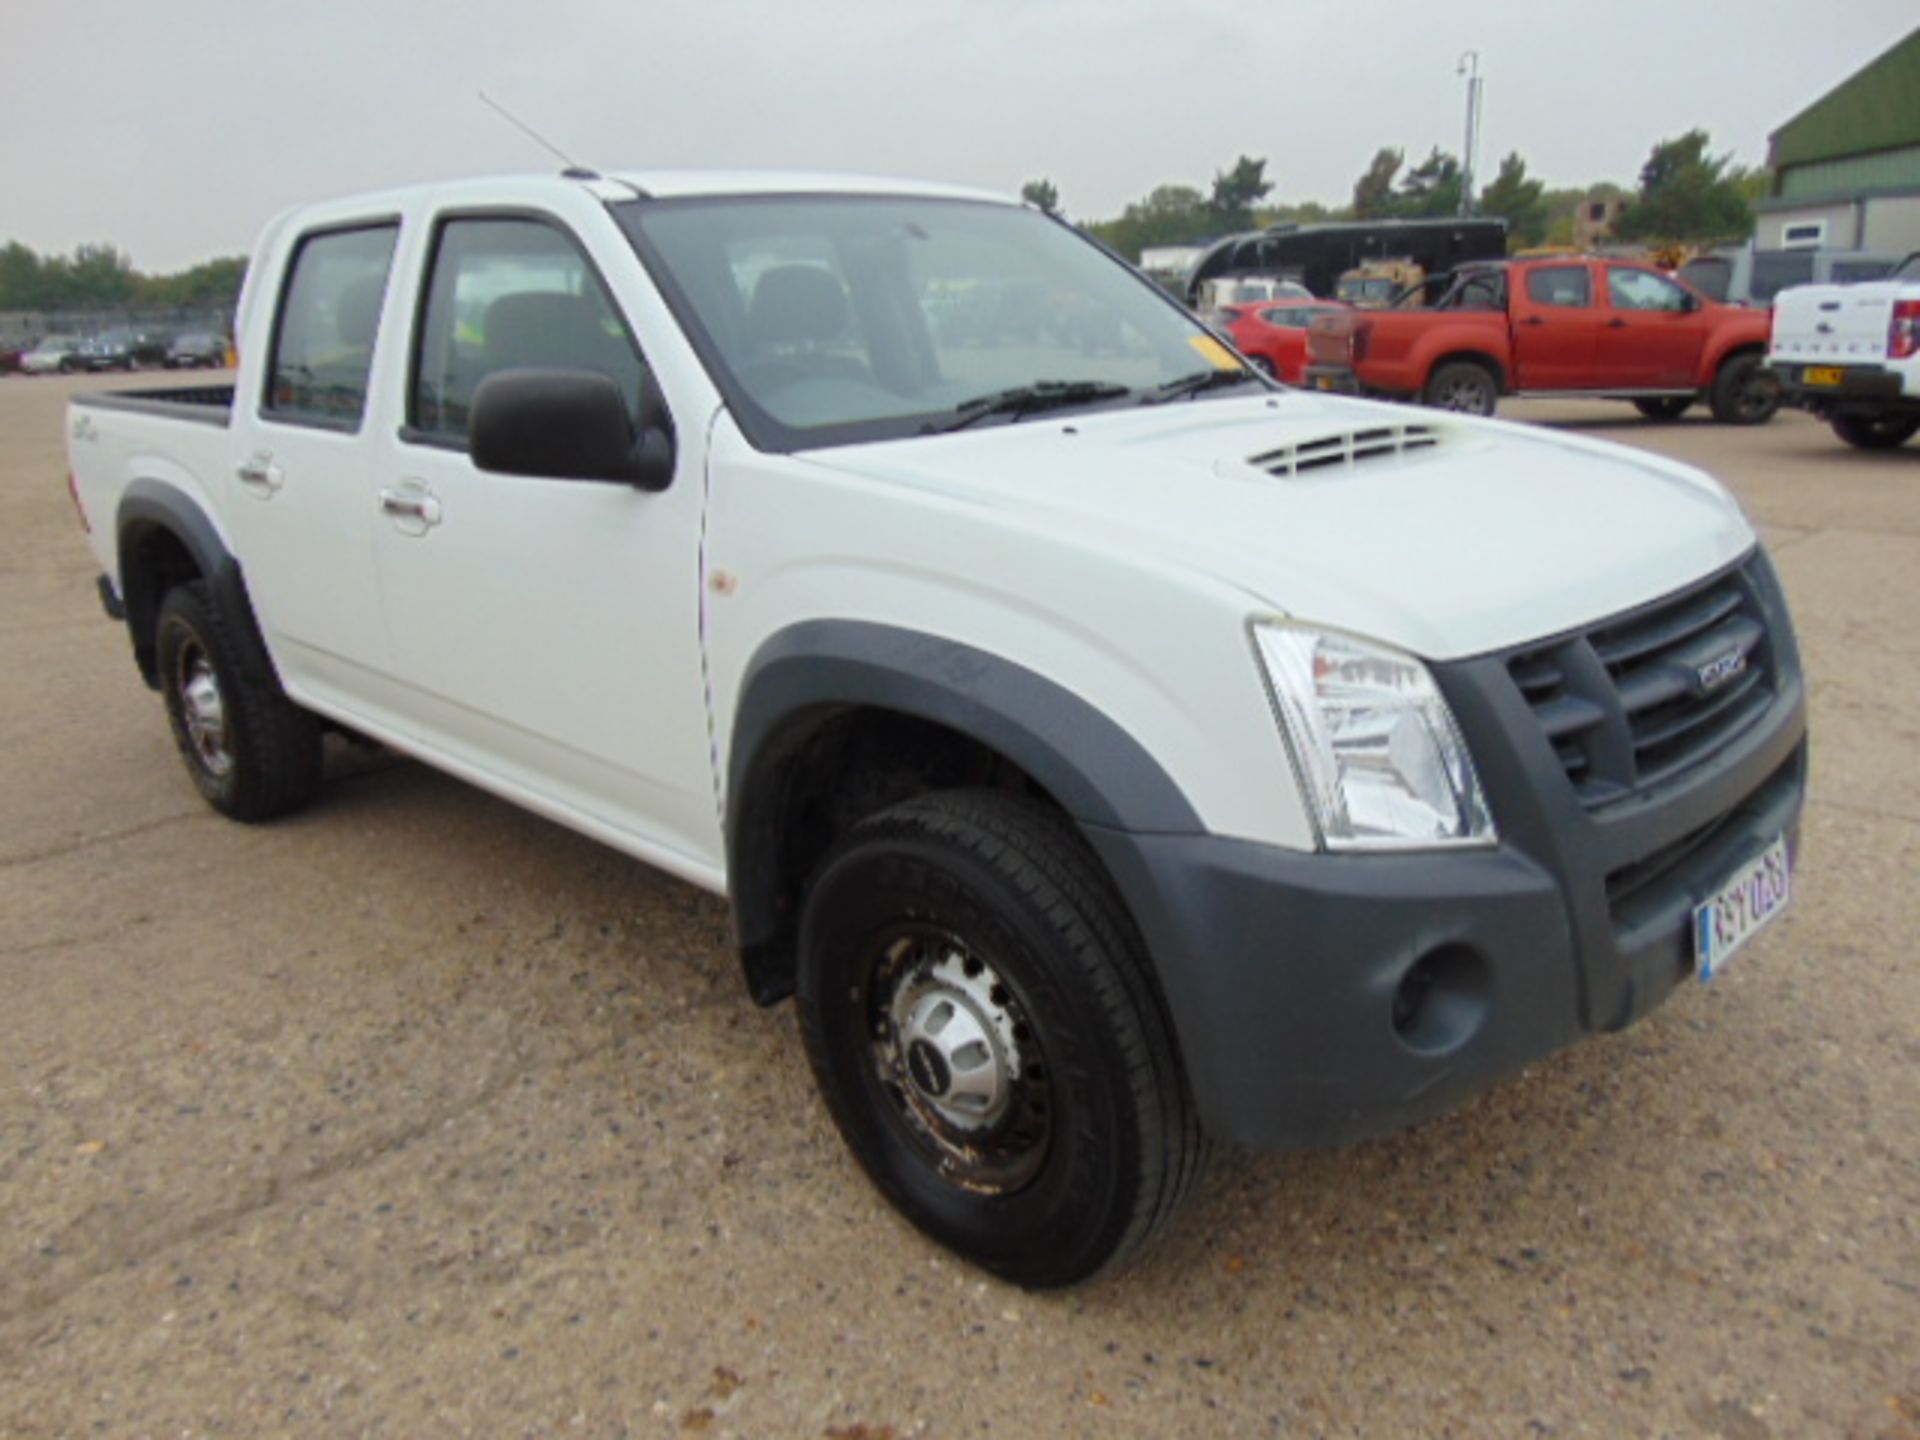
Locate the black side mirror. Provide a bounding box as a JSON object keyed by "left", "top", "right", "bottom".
{"left": 469, "top": 368, "right": 676, "bottom": 492}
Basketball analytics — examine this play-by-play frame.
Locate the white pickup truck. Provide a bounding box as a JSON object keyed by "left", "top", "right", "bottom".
{"left": 68, "top": 170, "right": 1808, "bottom": 1286}
{"left": 1769, "top": 250, "right": 1920, "bottom": 448}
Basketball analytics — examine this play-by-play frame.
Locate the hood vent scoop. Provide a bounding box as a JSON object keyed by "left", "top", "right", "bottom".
{"left": 1248, "top": 422, "right": 1443, "bottom": 478}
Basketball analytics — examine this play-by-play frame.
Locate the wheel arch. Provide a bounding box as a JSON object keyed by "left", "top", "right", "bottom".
{"left": 117, "top": 480, "right": 277, "bottom": 692}
{"left": 1701, "top": 336, "right": 1764, "bottom": 388}
{"left": 1420, "top": 347, "right": 1508, "bottom": 394}
{"left": 724, "top": 621, "right": 1201, "bottom": 1005}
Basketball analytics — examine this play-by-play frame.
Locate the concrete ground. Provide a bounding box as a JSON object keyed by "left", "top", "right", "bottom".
{"left": 2, "top": 373, "right": 1916, "bottom": 1439}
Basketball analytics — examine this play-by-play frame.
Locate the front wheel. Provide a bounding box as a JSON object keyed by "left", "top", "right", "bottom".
{"left": 1831, "top": 413, "right": 1920, "bottom": 450}
{"left": 1423, "top": 361, "right": 1499, "bottom": 416}
{"left": 796, "top": 791, "right": 1206, "bottom": 1288}
{"left": 1708, "top": 352, "right": 1780, "bottom": 425}
{"left": 156, "top": 582, "right": 322, "bottom": 821}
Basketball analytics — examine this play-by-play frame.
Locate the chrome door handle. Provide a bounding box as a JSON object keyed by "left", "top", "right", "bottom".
{"left": 236, "top": 453, "right": 283, "bottom": 493}
{"left": 378, "top": 484, "right": 442, "bottom": 527}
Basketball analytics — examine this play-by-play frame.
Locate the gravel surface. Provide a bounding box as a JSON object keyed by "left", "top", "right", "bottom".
{"left": 3, "top": 374, "right": 1916, "bottom": 1438}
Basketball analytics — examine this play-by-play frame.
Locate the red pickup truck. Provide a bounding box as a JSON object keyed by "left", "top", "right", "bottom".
{"left": 1305, "top": 257, "right": 1779, "bottom": 423}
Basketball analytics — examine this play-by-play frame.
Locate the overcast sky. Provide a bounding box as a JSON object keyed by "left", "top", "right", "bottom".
{"left": 7, "top": 1, "right": 1915, "bottom": 273}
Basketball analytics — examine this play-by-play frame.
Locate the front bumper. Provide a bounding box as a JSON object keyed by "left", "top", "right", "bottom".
{"left": 1085, "top": 551, "right": 1808, "bottom": 1150}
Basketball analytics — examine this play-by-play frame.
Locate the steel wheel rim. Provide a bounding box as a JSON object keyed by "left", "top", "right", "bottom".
{"left": 864, "top": 926, "right": 1052, "bottom": 1194}
{"left": 1736, "top": 369, "right": 1778, "bottom": 421}
{"left": 1439, "top": 379, "right": 1490, "bottom": 413}
{"left": 175, "top": 642, "right": 233, "bottom": 777}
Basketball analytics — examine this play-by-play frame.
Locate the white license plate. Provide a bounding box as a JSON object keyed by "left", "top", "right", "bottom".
{"left": 1692, "top": 835, "right": 1791, "bottom": 981}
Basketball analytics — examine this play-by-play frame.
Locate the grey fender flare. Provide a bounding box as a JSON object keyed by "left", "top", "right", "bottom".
{"left": 117, "top": 478, "right": 279, "bottom": 691}
{"left": 725, "top": 620, "right": 1202, "bottom": 1001}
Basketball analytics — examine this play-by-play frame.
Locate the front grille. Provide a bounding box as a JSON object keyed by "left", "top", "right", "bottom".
{"left": 1247, "top": 423, "right": 1442, "bottom": 478}
{"left": 1506, "top": 558, "right": 1778, "bottom": 808}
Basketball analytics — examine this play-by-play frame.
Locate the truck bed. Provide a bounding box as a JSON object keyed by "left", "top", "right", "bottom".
{"left": 72, "top": 384, "right": 235, "bottom": 428}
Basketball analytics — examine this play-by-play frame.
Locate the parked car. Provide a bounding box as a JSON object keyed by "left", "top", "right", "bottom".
{"left": 1220, "top": 298, "right": 1351, "bottom": 384}
{"left": 67, "top": 170, "right": 1807, "bottom": 1286}
{"left": 77, "top": 332, "right": 133, "bottom": 371}
{"left": 166, "top": 332, "right": 229, "bottom": 369}
{"left": 1304, "top": 256, "right": 1779, "bottom": 422}
{"left": 20, "top": 336, "right": 86, "bottom": 374}
{"left": 1195, "top": 275, "right": 1312, "bottom": 327}
{"left": 1768, "top": 250, "right": 1920, "bottom": 449}
{"left": 76, "top": 329, "right": 173, "bottom": 371}
{"left": 0, "top": 339, "right": 27, "bottom": 375}
{"left": 1680, "top": 245, "right": 1900, "bottom": 308}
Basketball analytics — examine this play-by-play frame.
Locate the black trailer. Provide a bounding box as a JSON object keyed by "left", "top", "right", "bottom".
{"left": 1184, "top": 217, "right": 1509, "bottom": 304}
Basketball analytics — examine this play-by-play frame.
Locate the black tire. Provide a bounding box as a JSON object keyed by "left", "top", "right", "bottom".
{"left": 796, "top": 790, "right": 1207, "bottom": 1288}
{"left": 1422, "top": 360, "right": 1499, "bottom": 416}
{"left": 1249, "top": 354, "right": 1276, "bottom": 377}
{"left": 156, "top": 582, "right": 322, "bottom": 821}
{"left": 1708, "top": 351, "right": 1780, "bottom": 425}
{"left": 1632, "top": 396, "right": 1693, "bottom": 421}
{"left": 1831, "top": 413, "right": 1920, "bottom": 450}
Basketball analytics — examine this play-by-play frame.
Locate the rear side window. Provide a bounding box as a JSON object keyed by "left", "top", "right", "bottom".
{"left": 1525, "top": 266, "right": 1591, "bottom": 308}
{"left": 1828, "top": 259, "right": 1893, "bottom": 286}
{"left": 264, "top": 225, "right": 399, "bottom": 428}
{"left": 1678, "top": 257, "right": 1732, "bottom": 302}
{"left": 409, "top": 216, "right": 646, "bottom": 443}
{"left": 1259, "top": 306, "right": 1329, "bottom": 329}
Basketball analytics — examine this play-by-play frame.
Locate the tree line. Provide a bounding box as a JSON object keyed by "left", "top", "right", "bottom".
{"left": 7, "top": 130, "right": 1763, "bottom": 311}
{"left": 1029, "top": 130, "right": 1766, "bottom": 264}
{"left": 0, "top": 241, "right": 246, "bottom": 314}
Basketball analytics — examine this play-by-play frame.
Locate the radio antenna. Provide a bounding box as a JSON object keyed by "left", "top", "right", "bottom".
{"left": 479, "top": 90, "right": 598, "bottom": 179}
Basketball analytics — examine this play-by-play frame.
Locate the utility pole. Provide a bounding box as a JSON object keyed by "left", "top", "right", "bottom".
{"left": 1457, "top": 51, "right": 1483, "bottom": 217}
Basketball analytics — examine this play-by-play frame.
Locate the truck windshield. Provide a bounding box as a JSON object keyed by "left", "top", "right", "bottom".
{"left": 614, "top": 195, "right": 1252, "bottom": 451}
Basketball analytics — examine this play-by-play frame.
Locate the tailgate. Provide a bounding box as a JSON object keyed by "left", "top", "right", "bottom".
{"left": 1307, "top": 311, "right": 1361, "bottom": 366}
{"left": 1769, "top": 282, "right": 1900, "bottom": 364}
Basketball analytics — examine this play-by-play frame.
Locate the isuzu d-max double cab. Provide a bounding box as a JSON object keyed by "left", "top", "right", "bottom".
{"left": 1305, "top": 257, "right": 1779, "bottom": 424}
{"left": 67, "top": 171, "right": 1807, "bottom": 1287}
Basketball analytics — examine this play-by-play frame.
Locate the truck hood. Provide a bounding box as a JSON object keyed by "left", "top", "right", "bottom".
{"left": 801, "top": 391, "right": 1754, "bottom": 661}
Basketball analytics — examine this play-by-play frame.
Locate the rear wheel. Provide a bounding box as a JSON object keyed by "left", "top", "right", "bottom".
{"left": 156, "top": 582, "right": 322, "bottom": 821}
{"left": 1632, "top": 396, "right": 1693, "bottom": 421}
{"left": 1831, "top": 413, "right": 1920, "bottom": 450}
{"left": 1708, "top": 352, "right": 1780, "bottom": 425}
{"left": 796, "top": 791, "right": 1206, "bottom": 1287}
{"left": 1422, "top": 361, "right": 1499, "bottom": 416}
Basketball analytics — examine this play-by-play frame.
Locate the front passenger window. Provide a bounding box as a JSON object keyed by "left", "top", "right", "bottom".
{"left": 410, "top": 217, "right": 647, "bottom": 443}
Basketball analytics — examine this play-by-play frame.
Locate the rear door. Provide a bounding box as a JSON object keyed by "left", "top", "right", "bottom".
{"left": 1510, "top": 262, "right": 1600, "bottom": 389}
{"left": 1594, "top": 264, "right": 1710, "bottom": 389}
{"left": 228, "top": 221, "right": 401, "bottom": 714}
{"left": 367, "top": 209, "right": 719, "bottom": 868}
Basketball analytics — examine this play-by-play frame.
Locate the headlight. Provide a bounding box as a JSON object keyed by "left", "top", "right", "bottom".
{"left": 1252, "top": 623, "right": 1495, "bottom": 851}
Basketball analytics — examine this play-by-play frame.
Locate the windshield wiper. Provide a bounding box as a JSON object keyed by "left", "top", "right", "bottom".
{"left": 925, "top": 380, "right": 1133, "bottom": 433}
{"left": 1144, "top": 367, "right": 1269, "bottom": 403}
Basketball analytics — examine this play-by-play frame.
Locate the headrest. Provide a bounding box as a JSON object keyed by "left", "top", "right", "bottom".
{"left": 746, "top": 265, "right": 849, "bottom": 346}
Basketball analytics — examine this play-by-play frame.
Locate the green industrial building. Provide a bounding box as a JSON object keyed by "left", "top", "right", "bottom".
{"left": 1757, "top": 27, "right": 1920, "bottom": 255}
